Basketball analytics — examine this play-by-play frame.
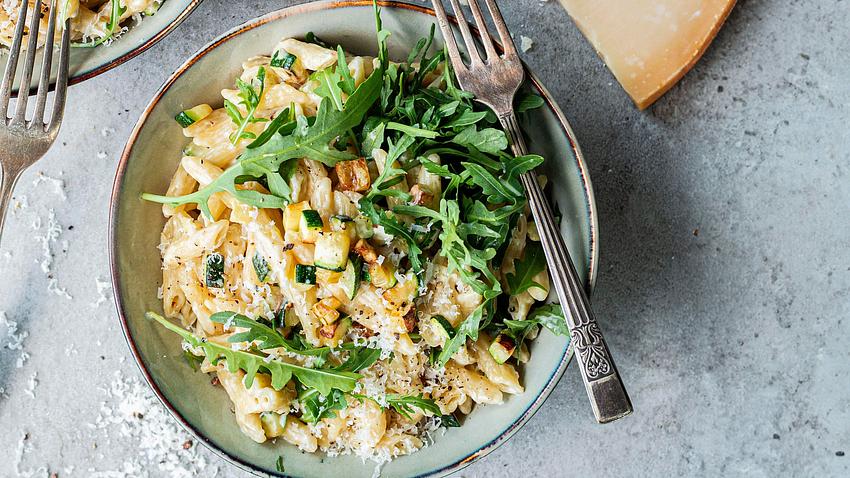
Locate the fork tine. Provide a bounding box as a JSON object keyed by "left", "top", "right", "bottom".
{"left": 482, "top": 0, "right": 518, "bottom": 58}
{"left": 465, "top": 0, "right": 498, "bottom": 62}
{"left": 445, "top": 0, "right": 484, "bottom": 67}
{"left": 0, "top": 0, "right": 29, "bottom": 117}
{"left": 13, "top": 0, "right": 46, "bottom": 124}
{"left": 47, "top": 17, "right": 70, "bottom": 133}
{"left": 431, "top": 0, "right": 467, "bottom": 74}
{"left": 32, "top": 0, "right": 58, "bottom": 127}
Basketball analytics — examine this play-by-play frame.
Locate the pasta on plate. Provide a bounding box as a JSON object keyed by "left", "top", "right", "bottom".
{"left": 143, "top": 7, "right": 570, "bottom": 464}
{"left": 0, "top": 0, "right": 162, "bottom": 48}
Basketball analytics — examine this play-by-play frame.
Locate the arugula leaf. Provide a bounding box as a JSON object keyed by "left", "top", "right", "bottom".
{"left": 386, "top": 122, "right": 439, "bottom": 139}
{"left": 247, "top": 105, "right": 294, "bottom": 149}
{"left": 209, "top": 311, "right": 330, "bottom": 358}
{"left": 438, "top": 299, "right": 489, "bottom": 365}
{"left": 462, "top": 162, "right": 522, "bottom": 204}
{"left": 503, "top": 304, "right": 568, "bottom": 347}
{"left": 337, "top": 46, "right": 357, "bottom": 95}
{"left": 386, "top": 394, "right": 441, "bottom": 419}
{"left": 182, "top": 349, "right": 204, "bottom": 371}
{"left": 334, "top": 346, "right": 381, "bottom": 372}
{"left": 505, "top": 241, "right": 546, "bottom": 296}
{"left": 503, "top": 154, "right": 544, "bottom": 184}
{"left": 305, "top": 31, "right": 332, "bottom": 48}
{"left": 516, "top": 93, "right": 545, "bottom": 113}
{"left": 300, "top": 388, "right": 347, "bottom": 424}
{"left": 311, "top": 66, "right": 346, "bottom": 111}
{"left": 148, "top": 312, "right": 360, "bottom": 395}
{"left": 374, "top": 0, "right": 390, "bottom": 70}
{"left": 453, "top": 125, "right": 508, "bottom": 154}
{"left": 527, "top": 303, "right": 569, "bottom": 336}
{"left": 440, "top": 414, "right": 461, "bottom": 427}
{"left": 224, "top": 67, "right": 270, "bottom": 144}
{"left": 443, "top": 110, "right": 488, "bottom": 128}
{"left": 142, "top": 67, "right": 382, "bottom": 216}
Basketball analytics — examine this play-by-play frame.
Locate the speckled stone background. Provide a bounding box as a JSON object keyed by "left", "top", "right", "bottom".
{"left": 1, "top": 0, "right": 848, "bottom": 476}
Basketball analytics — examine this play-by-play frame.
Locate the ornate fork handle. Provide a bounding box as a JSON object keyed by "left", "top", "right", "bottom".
{"left": 500, "top": 112, "right": 633, "bottom": 423}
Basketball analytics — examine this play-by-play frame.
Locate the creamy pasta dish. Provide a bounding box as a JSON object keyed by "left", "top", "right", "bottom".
{"left": 1, "top": 0, "right": 161, "bottom": 48}
{"left": 143, "top": 5, "right": 568, "bottom": 465}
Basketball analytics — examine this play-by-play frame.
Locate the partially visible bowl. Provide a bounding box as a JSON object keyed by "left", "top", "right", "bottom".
{"left": 3, "top": 0, "right": 203, "bottom": 94}
{"left": 110, "top": 2, "right": 598, "bottom": 477}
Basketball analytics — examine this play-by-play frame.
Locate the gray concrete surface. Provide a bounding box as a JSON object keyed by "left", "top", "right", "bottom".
{"left": 1, "top": 0, "right": 848, "bottom": 476}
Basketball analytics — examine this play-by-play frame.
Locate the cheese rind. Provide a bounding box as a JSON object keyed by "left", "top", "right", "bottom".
{"left": 560, "top": 0, "right": 736, "bottom": 109}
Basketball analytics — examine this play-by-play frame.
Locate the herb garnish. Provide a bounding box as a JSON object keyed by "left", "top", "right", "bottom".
{"left": 224, "top": 67, "right": 270, "bottom": 144}
{"left": 149, "top": 312, "right": 360, "bottom": 395}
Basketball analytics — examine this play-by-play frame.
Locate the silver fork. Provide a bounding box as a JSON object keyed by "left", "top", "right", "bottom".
{"left": 0, "top": 0, "right": 70, "bottom": 239}
{"left": 431, "top": 0, "right": 632, "bottom": 423}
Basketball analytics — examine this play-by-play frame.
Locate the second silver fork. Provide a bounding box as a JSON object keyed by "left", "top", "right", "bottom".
{"left": 431, "top": 0, "right": 633, "bottom": 423}
{"left": 0, "top": 0, "right": 71, "bottom": 240}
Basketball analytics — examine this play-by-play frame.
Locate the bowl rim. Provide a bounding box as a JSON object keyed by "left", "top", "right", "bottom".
{"left": 10, "top": 0, "right": 205, "bottom": 96}
{"left": 108, "top": 1, "right": 599, "bottom": 477}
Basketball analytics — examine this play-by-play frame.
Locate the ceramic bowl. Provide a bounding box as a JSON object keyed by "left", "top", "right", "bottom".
{"left": 3, "top": 0, "right": 203, "bottom": 94}
{"left": 110, "top": 2, "right": 598, "bottom": 477}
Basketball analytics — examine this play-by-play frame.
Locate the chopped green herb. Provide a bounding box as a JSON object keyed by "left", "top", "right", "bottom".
{"left": 271, "top": 51, "right": 297, "bottom": 70}
{"left": 204, "top": 253, "right": 224, "bottom": 288}
{"left": 252, "top": 252, "right": 270, "bottom": 282}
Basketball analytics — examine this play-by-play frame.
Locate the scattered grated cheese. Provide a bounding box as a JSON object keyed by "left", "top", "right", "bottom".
{"left": 520, "top": 35, "right": 534, "bottom": 52}
{"left": 1, "top": 310, "right": 30, "bottom": 368}
{"left": 32, "top": 171, "right": 67, "bottom": 200}
{"left": 24, "top": 371, "right": 38, "bottom": 398}
{"left": 88, "top": 371, "right": 215, "bottom": 477}
{"left": 91, "top": 277, "right": 112, "bottom": 308}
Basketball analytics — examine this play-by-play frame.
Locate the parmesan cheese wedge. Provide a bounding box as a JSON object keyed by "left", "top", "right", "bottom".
{"left": 559, "top": 0, "right": 736, "bottom": 109}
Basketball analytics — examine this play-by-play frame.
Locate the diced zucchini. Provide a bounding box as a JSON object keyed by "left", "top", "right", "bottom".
{"left": 182, "top": 142, "right": 204, "bottom": 157}
{"left": 142, "top": 2, "right": 161, "bottom": 16}
{"left": 488, "top": 334, "right": 516, "bottom": 364}
{"left": 339, "top": 255, "right": 362, "bottom": 300}
{"left": 330, "top": 215, "right": 353, "bottom": 231}
{"left": 369, "top": 261, "right": 397, "bottom": 289}
{"left": 319, "top": 316, "right": 351, "bottom": 346}
{"left": 273, "top": 302, "right": 296, "bottom": 329}
{"left": 294, "top": 264, "right": 316, "bottom": 285}
{"left": 284, "top": 201, "right": 309, "bottom": 232}
{"left": 314, "top": 231, "right": 350, "bottom": 272}
{"left": 260, "top": 412, "right": 286, "bottom": 438}
{"left": 271, "top": 51, "right": 297, "bottom": 70}
{"left": 382, "top": 272, "right": 418, "bottom": 317}
{"left": 300, "top": 210, "right": 323, "bottom": 243}
{"left": 431, "top": 315, "right": 456, "bottom": 340}
{"left": 331, "top": 215, "right": 357, "bottom": 241}
{"left": 360, "top": 264, "right": 371, "bottom": 283}
{"left": 174, "top": 104, "right": 212, "bottom": 128}
{"left": 205, "top": 253, "right": 225, "bottom": 288}
{"left": 353, "top": 215, "right": 374, "bottom": 239}
{"left": 252, "top": 251, "right": 270, "bottom": 282}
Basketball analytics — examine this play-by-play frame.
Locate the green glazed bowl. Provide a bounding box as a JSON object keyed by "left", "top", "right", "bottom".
{"left": 3, "top": 0, "right": 203, "bottom": 94}
{"left": 110, "top": 2, "right": 598, "bottom": 477}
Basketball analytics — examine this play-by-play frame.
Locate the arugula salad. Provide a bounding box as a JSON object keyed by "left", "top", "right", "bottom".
{"left": 142, "top": 2, "right": 567, "bottom": 463}
{"left": 0, "top": 0, "right": 162, "bottom": 49}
